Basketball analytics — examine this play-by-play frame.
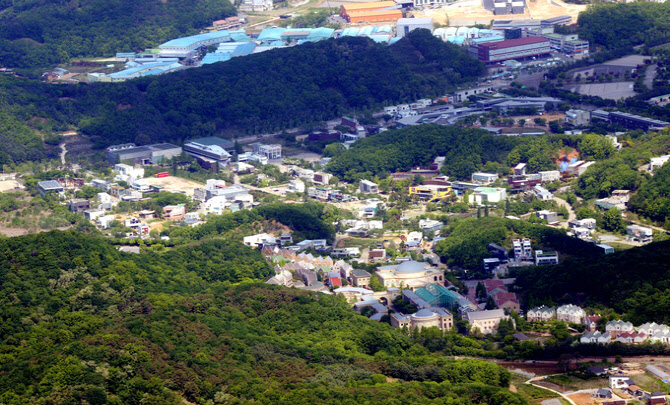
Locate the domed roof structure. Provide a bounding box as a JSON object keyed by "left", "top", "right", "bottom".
{"left": 395, "top": 261, "right": 427, "bottom": 274}
{"left": 413, "top": 309, "right": 436, "bottom": 319}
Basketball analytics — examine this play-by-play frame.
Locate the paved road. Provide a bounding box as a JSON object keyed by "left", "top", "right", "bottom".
{"left": 553, "top": 196, "right": 575, "bottom": 228}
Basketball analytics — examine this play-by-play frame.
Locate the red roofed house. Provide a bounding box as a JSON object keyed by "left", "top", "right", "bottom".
{"left": 617, "top": 332, "right": 647, "bottom": 344}
{"left": 492, "top": 291, "right": 520, "bottom": 313}
{"left": 585, "top": 315, "right": 601, "bottom": 332}
{"left": 329, "top": 277, "right": 342, "bottom": 288}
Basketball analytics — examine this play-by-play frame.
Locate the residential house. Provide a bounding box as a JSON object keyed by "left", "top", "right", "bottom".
{"left": 69, "top": 198, "right": 90, "bottom": 213}
{"left": 467, "top": 309, "right": 508, "bottom": 334}
{"left": 98, "top": 215, "right": 116, "bottom": 229}
{"left": 471, "top": 172, "right": 499, "bottom": 184}
{"left": 627, "top": 225, "right": 653, "bottom": 244}
{"left": 369, "top": 248, "right": 387, "bottom": 263}
{"left": 584, "top": 315, "right": 601, "bottom": 331}
{"left": 163, "top": 204, "right": 186, "bottom": 221}
{"left": 588, "top": 367, "right": 608, "bottom": 377}
{"left": 359, "top": 179, "right": 379, "bottom": 194}
{"left": 606, "top": 320, "right": 634, "bottom": 337}
{"left": 534, "top": 185, "right": 554, "bottom": 201}
{"left": 491, "top": 291, "right": 520, "bottom": 312}
{"left": 535, "top": 250, "right": 558, "bottom": 265}
{"left": 288, "top": 179, "right": 305, "bottom": 193}
{"left": 609, "top": 375, "right": 634, "bottom": 390}
{"left": 527, "top": 305, "right": 555, "bottom": 322}
{"left": 267, "top": 270, "right": 294, "bottom": 287}
{"left": 649, "top": 330, "right": 670, "bottom": 344}
{"left": 638, "top": 322, "right": 669, "bottom": 336}
{"left": 405, "top": 231, "right": 423, "bottom": 247}
{"left": 419, "top": 219, "right": 443, "bottom": 236}
{"left": 514, "top": 163, "right": 527, "bottom": 176}
{"left": 243, "top": 233, "right": 277, "bottom": 248}
{"left": 624, "top": 385, "right": 644, "bottom": 397}
{"left": 332, "top": 260, "right": 354, "bottom": 279}
{"left": 295, "top": 268, "right": 318, "bottom": 286}
{"left": 556, "top": 304, "right": 586, "bottom": 324}
{"left": 536, "top": 210, "right": 558, "bottom": 223}
{"left": 580, "top": 331, "right": 611, "bottom": 344}
{"left": 513, "top": 238, "right": 532, "bottom": 259}
{"left": 617, "top": 332, "right": 647, "bottom": 344}
{"left": 351, "top": 269, "right": 372, "bottom": 288}
{"left": 593, "top": 388, "right": 613, "bottom": 399}
{"left": 569, "top": 218, "right": 596, "bottom": 230}
{"left": 644, "top": 391, "right": 666, "bottom": 405}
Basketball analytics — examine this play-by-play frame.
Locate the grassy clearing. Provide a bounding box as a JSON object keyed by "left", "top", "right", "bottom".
{"left": 511, "top": 374, "right": 560, "bottom": 404}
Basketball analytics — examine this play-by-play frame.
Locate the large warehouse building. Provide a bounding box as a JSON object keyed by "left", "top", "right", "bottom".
{"left": 107, "top": 143, "right": 182, "bottom": 165}
{"left": 340, "top": 1, "right": 401, "bottom": 22}
{"left": 468, "top": 37, "right": 550, "bottom": 64}
{"left": 159, "top": 31, "right": 234, "bottom": 59}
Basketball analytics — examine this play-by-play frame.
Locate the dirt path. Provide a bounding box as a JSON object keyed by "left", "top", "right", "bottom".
{"left": 554, "top": 196, "right": 575, "bottom": 227}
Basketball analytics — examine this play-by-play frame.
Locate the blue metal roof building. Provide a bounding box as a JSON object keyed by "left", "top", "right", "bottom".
{"left": 201, "top": 52, "right": 231, "bottom": 65}
{"left": 258, "top": 27, "right": 286, "bottom": 43}
{"left": 160, "top": 31, "right": 231, "bottom": 49}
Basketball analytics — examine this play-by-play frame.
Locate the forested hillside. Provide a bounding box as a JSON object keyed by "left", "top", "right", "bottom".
{"left": 325, "top": 125, "right": 522, "bottom": 180}
{"left": 0, "top": 32, "right": 484, "bottom": 163}
{"left": 515, "top": 240, "right": 670, "bottom": 324}
{"left": 0, "top": 0, "right": 235, "bottom": 67}
{"left": 0, "top": 230, "right": 527, "bottom": 405}
{"left": 577, "top": 2, "right": 670, "bottom": 49}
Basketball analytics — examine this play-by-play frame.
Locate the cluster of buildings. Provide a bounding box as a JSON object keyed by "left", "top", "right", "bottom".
{"left": 581, "top": 321, "right": 670, "bottom": 346}
{"left": 607, "top": 375, "right": 666, "bottom": 405}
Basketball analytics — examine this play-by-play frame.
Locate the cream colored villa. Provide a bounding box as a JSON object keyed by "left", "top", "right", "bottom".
{"left": 376, "top": 261, "right": 444, "bottom": 290}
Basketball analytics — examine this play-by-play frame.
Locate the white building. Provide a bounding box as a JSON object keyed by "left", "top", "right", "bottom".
{"left": 243, "top": 233, "right": 277, "bottom": 248}
{"left": 202, "top": 195, "right": 230, "bottom": 214}
{"left": 419, "top": 219, "right": 443, "bottom": 235}
{"left": 467, "top": 309, "right": 508, "bottom": 334}
{"left": 539, "top": 170, "right": 561, "bottom": 182}
{"left": 396, "top": 18, "right": 434, "bottom": 36}
{"left": 376, "top": 261, "right": 444, "bottom": 290}
{"left": 114, "top": 164, "right": 145, "bottom": 182}
{"left": 556, "top": 304, "right": 585, "bottom": 324}
{"left": 253, "top": 143, "right": 282, "bottom": 160}
{"left": 471, "top": 172, "right": 499, "bottom": 184}
{"left": 359, "top": 179, "right": 379, "bottom": 194}
{"left": 391, "top": 307, "right": 453, "bottom": 331}
{"left": 98, "top": 215, "right": 116, "bottom": 229}
{"left": 288, "top": 179, "right": 305, "bottom": 193}
{"left": 626, "top": 225, "right": 653, "bottom": 244}
{"left": 239, "top": 0, "right": 273, "bottom": 12}
{"left": 649, "top": 154, "right": 670, "bottom": 171}
{"left": 535, "top": 250, "right": 558, "bottom": 266}
{"left": 472, "top": 187, "right": 507, "bottom": 204}
{"left": 513, "top": 238, "right": 532, "bottom": 259}
{"left": 533, "top": 185, "right": 553, "bottom": 201}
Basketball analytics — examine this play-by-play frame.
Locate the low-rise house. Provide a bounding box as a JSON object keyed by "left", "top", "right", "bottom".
{"left": 627, "top": 225, "right": 653, "bottom": 244}
{"left": 624, "top": 385, "right": 643, "bottom": 397}
{"left": 471, "top": 172, "right": 499, "bottom": 184}
{"left": 419, "top": 219, "right": 443, "bottom": 235}
{"left": 606, "top": 320, "right": 634, "bottom": 337}
{"left": 243, "top": 233, "right": 277, "bottom": 248}
{"left": 534, "top": 185, "right": 554, "bottom": 201}
{"left": 333, "top": 286, "right": 375, "bottom": 302}
{"left": 279, "top": 233, "right": 293, "bottom": 246}
{"left": 296, "top": 268, "right": 318, "bottom": 286}
{"left": 513, "top": 238, "right": 533, "bottom": 259}
{"left": 267, "top": 270, "right": 294, "bottom": 287}
{"left": 535, "top": 250, "right": 558, "bottom": 265}
{"left": 536, "top": 210, "right": 558, "bottom": 223}
{"left": 588, "top": 367, "right": 608, "bottom": 377}
{"left": 288, "top": 179, "right": 305, "bottom": 193}
{"left": 580, "top": 331, "right": 611, "bottom": 344}
{"left": 527, "top": 305, "right": 556, "bottom": 322}
{"left": 359, "top": 179, "right": 379, "bottom": 194}
{"left": 539, "top": 170, "right": 561, "bottom": 182}
{"left": 163, "top": 204, "right": 186, "bottom": 221}
{"left": 98, "top": 215, "right": 115, "bottom": 229}
{"left": 584, "top": 315, "right": 601, "bottom": 331}
{"left": 644, "top": 391, "right": 666, "bottom": 405}
{"left": 467, "top": 309, "right": 508, "bottom": 334}
{"left": 491, "top": 291, "right": 520, "bottom": 312}
{"left": 405, "top": 231, "right": 423, "bottom": 247}
{"left": 69, "top": 198, "right": 90, "bottom": 213}
{"left": 617, "top": 331, "right": 647, "bottom": 344}
{"left": 637, "top": 322, "right": 669, "bottom": 336}
{"left": 351, "top": 269, "right": 371, "bottom": 288}
{"left": 557, "top": 304, "right": 586, "bottom": 324}
{"left": 649, "top": 330, "right": 670, "bottom": 344}
{"left": 369, "top": 248, "right": 387, "bottom": 263}
{"left": 594, "top": 388, "right": 613, "bottom": 399}
{"left": 569, "top": 218, "right": 596, "bottom": 230}
{"left": 609, "top": 375, "right": 634, "bottom": 390}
